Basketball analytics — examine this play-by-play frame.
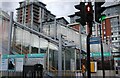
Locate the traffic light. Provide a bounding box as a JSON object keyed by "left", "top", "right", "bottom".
{"left": 86, "top": 2, "right": 93, "bottom": 22}
{"left": 95, "top": 2, "right": 106, "bottom": 23}
{"left": 74, "top": 2, "right": 86, "bottom": 26}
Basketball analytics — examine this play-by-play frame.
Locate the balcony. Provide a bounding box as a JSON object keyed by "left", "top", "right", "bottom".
{"left": 33, "top": 16, "right": 39, "bottom": 20}
{"left": 33, "top": 12, "right": 39, "bottom": 16}
{"left": 33, "top": 20, "right": 40, "bottom": 25}
{"left": 33, "top": 9, "right": 39, "bottom": 14}
{"left": 33, "top": 6, "right": 39, "bottom": 11}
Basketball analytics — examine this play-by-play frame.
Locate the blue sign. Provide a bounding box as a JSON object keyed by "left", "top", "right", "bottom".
{"left": 90, "top": 37, "right": 100, "bottom": 40}
{"left": 90, "top": 41, "right": 101, "bottom": 44}
{"left": 90, "top": 37, "right": 101, "bottom": 44}
{"left": 27, "top": 53, "right": 45, "bottom": 58}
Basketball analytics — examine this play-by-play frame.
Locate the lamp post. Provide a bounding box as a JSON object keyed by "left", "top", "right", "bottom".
{"left": 99, "top": 14, "right": 106, "bottom": 78}
{"left": 86, "top": 22, "right": 92, "bottom": 78}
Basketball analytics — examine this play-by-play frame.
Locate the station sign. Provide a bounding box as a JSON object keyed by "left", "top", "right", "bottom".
{"left": 90, "top": 52, "right": 111, "bottom": 57}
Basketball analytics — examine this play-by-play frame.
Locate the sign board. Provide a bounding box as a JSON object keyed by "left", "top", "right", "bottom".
{"left": 90, "top": 37, "right": 101, "bottom": 44}
{"left": 114, "top": 58, "right": 120, "bottom": 60}
{"left": 27, "top": 54, "right": 45, "bottom": 58}
{"left": 2, "top": 54, "right": 24, "bottom": 59}
{"left": 2, "top": 54, "right": 45, "bottom": 58}
{"left": 1, "top": 59, "right": 8, "bottom": 71}
{"left": 90, "top": 41, "right": 101, "bottom": 44}
{"left": 1, "top": 53, "right": 45, "bottom": 71}
{"left": 90, "top": 52, "right": 111, "bottom": 57}
{"left": 16, "top": 58, "right": 23, "bottom": 71}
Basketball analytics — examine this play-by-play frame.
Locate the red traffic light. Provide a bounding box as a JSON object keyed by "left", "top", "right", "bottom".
{"left": 86, "top": 6, "right": 91, "bottom": 12}
{"left": 86, "top": 3, "right": 92, "bottom": 13}
{"left": 86, "top": 2, "right": 93, "bottom": 22}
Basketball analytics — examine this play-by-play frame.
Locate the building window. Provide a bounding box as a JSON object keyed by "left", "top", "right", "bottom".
{"left": 112, "top": 37, "right": 114, "bottom": 40}
{"left": 111, "top": 33, "right": 113, "bottom": 35}
{"left": 108, "top": 13, "right": 110, "bottom": 16}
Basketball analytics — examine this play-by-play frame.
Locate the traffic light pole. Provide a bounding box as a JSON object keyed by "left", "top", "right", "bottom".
{"left": 99, "top": 23, "right": 105, "bottom": 78}
{"left": 87, "top": 22, "right": 92, "bottom": 78}
{"left": 94, "top": 1, "right": 106, "bottom": 78}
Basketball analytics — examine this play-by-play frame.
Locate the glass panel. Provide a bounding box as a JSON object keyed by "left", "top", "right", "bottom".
{"left": 22, "top": 30, "right": 30, "bottom": 54}
{"left": 14, "top": 27, "right": 23, "bottom": 54}
{"left": 50, "top": 23, "right": 54, "bottom": 38}
{"left": 31, "top": 34, "right": 39, "bottom": 53}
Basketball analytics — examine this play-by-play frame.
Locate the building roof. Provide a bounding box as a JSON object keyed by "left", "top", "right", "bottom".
{"left": 19, "top": 0, "right": 46, "bottom": 6}
{"left": 0, "top": 9, "right": 10, "bottom": 20}
{"left": 16, "top": 1, "right": 56, "bottom": 17}
{"left": 44, "top": 9, "right": 56, "bottom": 17}
{"left": 56, "top": 17, "right": 69, "bottom": 24}
{"left": 16, "top": 1, "right": 46, "bottom": 10}
{"left": 103, "top": 2, "right": 120, "bottom": 8}
{"left": 67, "top": 23, "right": 80, "bottom": 26}
{"left": 68, "top": 14, "right": 76, "bottom": 17}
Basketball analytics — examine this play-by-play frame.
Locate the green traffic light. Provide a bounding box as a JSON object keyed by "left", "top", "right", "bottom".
{"left": 99, "top": 14, "right": 106, "bottom": 22}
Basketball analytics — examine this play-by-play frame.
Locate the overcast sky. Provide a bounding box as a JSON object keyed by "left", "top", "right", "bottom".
{"left": 0, "top": 0, "right": 118, "bottom": 22}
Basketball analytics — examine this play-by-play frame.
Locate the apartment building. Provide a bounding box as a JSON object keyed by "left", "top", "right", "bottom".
{"left": 16, "top": 0, "right": 55, "bottom": 31}
{"left": 104, "top": 2, "right": 120, "bottom": 52}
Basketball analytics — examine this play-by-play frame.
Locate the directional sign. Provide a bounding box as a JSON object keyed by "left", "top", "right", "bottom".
{"left": 90, "top": 37, "right": 100, "bottom": 40}
{"left": 2, "top": 54, "right": 45, "bottom": 59}
{"left": 90, "top": 41, "right": 101, "bottom": 44}
{"left": 90, "top": 52, "right": 111, "bottom": 57}
{"left": 90, "top": 37, "right": 101, "bottom": 44}
{"left": 114, "top": 58, "right": 120, "bottom": 60}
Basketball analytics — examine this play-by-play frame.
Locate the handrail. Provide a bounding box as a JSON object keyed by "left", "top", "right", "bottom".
{"left": 12, "top": 44, "right": 29, "bottom": 54}
{"left": 49, "top": 66, "right": 57, "bottom": 71}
